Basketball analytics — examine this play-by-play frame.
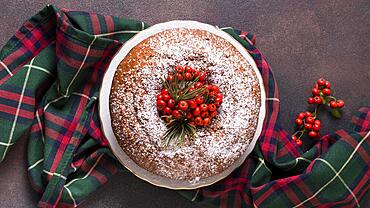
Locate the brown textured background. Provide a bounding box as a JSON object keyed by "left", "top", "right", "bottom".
{"left": 0, "top": 0, "right": 369, "bottom": 207}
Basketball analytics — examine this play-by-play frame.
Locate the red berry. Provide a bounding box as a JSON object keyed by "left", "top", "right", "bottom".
{"left": 199, "top": 72, "right": 206, "bottom": 82}
{"left": 336, "top": 100, "right": 344, "bottom": 108}
{"left": 295, "top": 119, "right": 303, "bottom": 126}
{"left": 208, "top": 91, "right": 217, "bottom": 99}
{"left": 325, "top": 81, "right": 331, "bottom": 88}
{"left": 194, "top": 82, "right": 203, "bottom": 89}
{"left": 185, "top": 66, "right": 193, "bottom": 73}
{"left": 312, "top": 88, "right": 320, "bottom": 96}
{"left": 196, "top": 96, "right": 204, "bottom": 105}
{"left": 296, "top": 139, "right": 303, "bottom": 146}
{"left": 308, "top": 97, "right": 315, "bottom": 104}
{"left": 161, "top": 89, "right": 169, "bottom": 95}
{"left": 172, "top": 110, "right": 182, "bottom": 120}
{"left": 211, "top": 85, "right": 219, "bottom": 92}
{"left": 193, "top": 70, "right": 200, "bottom": 78}
{"left": 192, "top": 107, "right": 201, "bottom": 116}
{"left": 176, "top": 73, "right": 183, "bottom": 81}
{"left": 184, "top": 72, "right": 193, "bottom": 81}
{"left": 317, "top": 78, "right": 326, "bottom": 86}
{"left": 203, "top": 118, "right": 211, "bottom": 126}
{"left": 305, "top": 116, "right": 315, "bottom": 124}
{"left": 206, "top": 85, "right": 213, "bottom": 91}
{"left": 215, "top": 97, "right": 222, "bottom": 104}
{"left": 308, "top": 131, "right": 318, "bottom": 138}
{"left": 216, "top": 93, "right": 223, "bottom": 99}
{"left": 210, "top": 111, "right": 218, "bottom": 118}
{"left": 201, "top": 111, "right": 210, "bottom": 118}
{"left": 188, "top": 100, "right": 197, "bottom": 109}
{"left": 291, "top": 135, "right": 297, "bottom": 141}
{"left": 329, "top": 100, "right": 337, "bottom": 108}
{"left": 167, "top": 99, "right": 176, "bottom": 108}
{"left": 157, "top": 94, "right": 163, "bottom": 100}
{"left": 304, "top": 123, "right": 312, "bottom": 130}
{"left": 314, "top": 119, "right": 321, "bottom": 126}
{"left": 162, "top": 94, "right": 171, "bottom": 102}
{"left": 313, "top": 124, "right": 320, "bottom": 131}
{"left": 194, "top": 117, "right": 203, "bottom": 126}
{"left": 178, "top": 101, "right": 188, "bottom": 111}
{"left": 189, "top": 121, "right": 196, "bottom": 127}
{"left": 163, "top": 107, "right": 172, "bottom": 115}
{"left": 208, "top": 104, "right": 216, "bottom": 112}
{"left": 297, "top": 112, "right": 305, "bottom": 119}
{"left": 167, "top": 75, "right": 174, "bottom": 82}
{"left": 186, "top": 112, "right": 192, "bottom": 119}
{"left": 175, "top": 65, "right": 184, "bottom": 73}
{"left": 314, "top": 96, "right": 322, "bottom": 104}
{"left": 157, "top": 100, "right": 166, "bottom": 111}
{"left": 200, "top": 104, "right": 208, "bottom": 111}
{"left": 322, "top": 88, "right": 331, "bottom": 95}
{"left": 305, "top": 111, "right": 312, "bottom": 117}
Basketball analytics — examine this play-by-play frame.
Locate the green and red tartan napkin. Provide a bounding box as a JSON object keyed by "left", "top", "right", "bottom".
{"left": 0, "top": 5, "right": 368, "bottom": 208}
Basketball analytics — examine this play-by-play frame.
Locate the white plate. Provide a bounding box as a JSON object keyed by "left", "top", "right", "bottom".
{"left": 99, "top": 20, "right": 266, "bottom": 189}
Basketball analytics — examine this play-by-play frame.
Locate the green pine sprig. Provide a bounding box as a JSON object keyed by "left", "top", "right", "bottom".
{"left": 161, "top": 117, "right": 196, "bottom": 147}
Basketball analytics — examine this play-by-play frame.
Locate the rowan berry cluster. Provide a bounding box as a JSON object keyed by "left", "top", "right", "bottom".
{"left": 292, "top": 78, "right": 344, "bottom": 146}
{"left": 156, "top": 65, "right": 223, "bottom": 145}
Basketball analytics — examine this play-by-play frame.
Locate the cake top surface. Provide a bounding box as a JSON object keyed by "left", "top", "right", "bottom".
{"left": 105, "top": 23, "right": 263, "bottom": 187}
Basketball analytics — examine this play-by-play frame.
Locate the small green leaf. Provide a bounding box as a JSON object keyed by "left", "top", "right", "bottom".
{"left": 319, "top": 91, "right": 324, "bottom": 97}
{"left": 331, "top": 108, "right": 342, "bottom": 119}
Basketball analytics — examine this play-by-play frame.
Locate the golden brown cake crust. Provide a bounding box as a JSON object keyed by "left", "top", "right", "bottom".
{"left": 109, "top": 28, "right": 261, "bottom": 181}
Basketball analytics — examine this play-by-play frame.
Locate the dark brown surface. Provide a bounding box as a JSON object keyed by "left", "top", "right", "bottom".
{"left": 0, "top": 0, "right": 369, "bottom": 207}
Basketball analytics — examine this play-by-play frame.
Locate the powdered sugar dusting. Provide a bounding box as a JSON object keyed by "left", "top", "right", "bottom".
{"left": 110, "top": 28, "right": 261, "bottom": 181}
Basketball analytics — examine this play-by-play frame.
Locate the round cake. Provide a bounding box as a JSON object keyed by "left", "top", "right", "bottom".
{"left": 109, "top": 26, "right": 262, "bottom": 182}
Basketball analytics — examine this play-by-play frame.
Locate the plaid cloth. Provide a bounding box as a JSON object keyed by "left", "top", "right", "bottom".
{"left": 0, "top": 5, "right": 368, "bottom": 208}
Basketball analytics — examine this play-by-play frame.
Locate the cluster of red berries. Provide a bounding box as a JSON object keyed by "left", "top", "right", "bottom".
{"left": 156, "top": 65, "right": 223, "bottom": 127}
{"left": 166, "top": 65, "right": 207, "bottom": 83}
{"left": 292, "top": 111, "right": 321, "bottom": 146}
{"left": 307, "top": 78, "right": 344, "bottom": 108}
{"left": 292, "top": 78, "right": 344, "bottom": 146}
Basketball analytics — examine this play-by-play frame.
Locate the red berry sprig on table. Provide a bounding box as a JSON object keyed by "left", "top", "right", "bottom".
{"left": 156, "top": 65, "right": 223, "bottom": 146}
{"left": 307, "top": 78, "right": 344, "bottom": 110}
{"left": 292, "top": 78, "right": 344, "bottom": 146}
